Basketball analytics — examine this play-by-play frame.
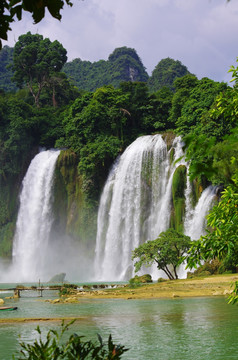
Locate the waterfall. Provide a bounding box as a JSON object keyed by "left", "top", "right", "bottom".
{"left": 184, "top": 185, "right": 217, "bottom": 240}
{"left": 95, "top": 135, "right": 217, "bottom": 281}
{"left": 11, "top": 149, "right": 60, "bottom": 282}
{"left": 94, "top": 135, "right": 187, "bottom": 281}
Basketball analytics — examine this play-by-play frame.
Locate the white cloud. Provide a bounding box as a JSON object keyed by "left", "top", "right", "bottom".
{"left": 3, "top": 0, "right": 238, "bottom": 83}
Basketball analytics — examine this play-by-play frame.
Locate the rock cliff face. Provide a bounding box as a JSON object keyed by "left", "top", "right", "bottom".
{"left": 0, "top": 178, "right": 21, "bottom": 258}
{"left": 171, "top": 164, "right": 187, "bottom": 233}
{"left": 52, "top": 149, "right": 97, "bottom": 250}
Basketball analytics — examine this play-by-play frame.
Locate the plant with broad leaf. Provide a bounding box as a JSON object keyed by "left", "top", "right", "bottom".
{"left": 13, "top": 320, "right": 128, "bottom": 359}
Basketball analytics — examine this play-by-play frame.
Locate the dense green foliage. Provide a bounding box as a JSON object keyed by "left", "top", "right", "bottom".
{"left": 132, "top": 229, "right": 191, "bottom": 280}
{"left": 0, "top": 45, "right": 17, "bottom": 92}
{"left": 56, "top": 82, "right": 165, "bottom": 198}
{"left": 13, "top": 321, "right": 128, "bottom": 359}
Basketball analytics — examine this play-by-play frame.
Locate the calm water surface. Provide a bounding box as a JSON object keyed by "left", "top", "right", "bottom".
{"left": 0, "top": 284, "right": 237, "bottom": 359}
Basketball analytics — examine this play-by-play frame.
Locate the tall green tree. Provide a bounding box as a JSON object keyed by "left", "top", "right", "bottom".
{"left": 132, "top": 229, "right": 191, "bottom": 280}
{"left": 12, "top": 32, "right": 67, "bottom": 107}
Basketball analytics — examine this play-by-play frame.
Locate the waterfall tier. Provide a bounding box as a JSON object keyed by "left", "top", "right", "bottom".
{"left": 94, "top": 135, "right": 216, "bottom": 281}
{"left": 11, "top": 149, "right": 60, "bottom": 282}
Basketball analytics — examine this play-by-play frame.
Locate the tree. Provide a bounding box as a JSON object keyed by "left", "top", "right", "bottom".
{"left": 132, "top": 228, "right": 191, "bottom": 280}
{"left": 167, "top": 74, "right": 198, "bottom": 128}
{"left": 0, "top": 45, "right": 17, "bottom": 92}
{"left": 12, "top": 32, "right": 67, "bottom": 107}
{"left": 0, "top": 0, "right": 73, "bottom": 49}
{"left": 175, "top": 77, "right": 227, "bottom": 136}
{"left": 186, "top": 169, "right": 238, "bottom": 272}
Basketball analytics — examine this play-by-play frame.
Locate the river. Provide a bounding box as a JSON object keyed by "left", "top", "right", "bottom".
{"left": 0, "top": 284, "right": 238, "bottom": 359}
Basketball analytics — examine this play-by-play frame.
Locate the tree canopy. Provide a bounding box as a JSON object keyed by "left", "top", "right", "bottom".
{"left": 132, "top": 229, "right": 191, "bottom": 280}
{"left": 12, "top": 32, "right": 67, "bottom": 107}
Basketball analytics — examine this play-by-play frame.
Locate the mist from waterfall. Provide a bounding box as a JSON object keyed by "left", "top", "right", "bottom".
{"left": 94, "top": 135, "right": 217, "bottom": 281}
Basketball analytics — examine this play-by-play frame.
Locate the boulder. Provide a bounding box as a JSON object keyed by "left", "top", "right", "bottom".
{"left": 48, "top": 273, "right": 66, "bottom": 283}
{"left": 129, "top": 274, "right": 153, "bottom": 285}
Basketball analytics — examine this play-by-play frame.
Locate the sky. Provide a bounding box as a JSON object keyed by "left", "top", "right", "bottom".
{"left": 3, "top": 0, "right": 238, "bottom": 84}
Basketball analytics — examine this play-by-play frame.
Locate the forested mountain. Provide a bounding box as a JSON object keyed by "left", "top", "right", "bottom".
{"left": 63, "top": 47, "right": 149, "bottom": 91}
{"left": 148, "top": 57, "right": 192, "bottom": 92}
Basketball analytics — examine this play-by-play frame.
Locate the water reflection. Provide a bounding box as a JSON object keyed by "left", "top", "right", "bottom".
{"left": 0, "top": 297, "right": 237, "bottom": 360}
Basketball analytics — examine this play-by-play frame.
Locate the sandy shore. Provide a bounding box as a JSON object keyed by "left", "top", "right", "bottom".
{"left": 72, "top": 274, "right": 238, "bottom": 300}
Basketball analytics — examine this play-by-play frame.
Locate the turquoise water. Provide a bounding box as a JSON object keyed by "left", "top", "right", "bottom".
{"left": 0, "top": 286, "right": 237, "bottom": 359}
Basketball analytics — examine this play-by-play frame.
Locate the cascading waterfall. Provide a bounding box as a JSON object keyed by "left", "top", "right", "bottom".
{"left": 94, "top": 135, "right": 187, "bottom": 281}
{"left": 184, "top": 185, "right": 217, "bottom": 240}
{"left": 4, "top": 136, "right": 217, "bottom": 283}
{"left": 176, "top": 183, "right": 217, "bottom": 278}
{"left": 94, "top": 135, "right": 217, "bottom": 281}
{"left": 11, "top": 149, "right": 60, "bottom": 282}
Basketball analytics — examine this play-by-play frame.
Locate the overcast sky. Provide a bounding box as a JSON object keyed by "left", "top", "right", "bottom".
{"left": 3, "top": 0, "right": 238, "bottom": 83}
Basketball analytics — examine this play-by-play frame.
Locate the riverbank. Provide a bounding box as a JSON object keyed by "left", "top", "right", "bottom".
{"left": 56, "top": 273, "right": 238, "bottom": 302}
{"left": 0, "top": 274, "right": 237, "bottom": 324}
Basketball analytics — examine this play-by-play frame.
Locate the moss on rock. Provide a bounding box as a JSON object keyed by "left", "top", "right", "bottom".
{"left": 52, "top": 149, "right": 97, "bottom": 249}
{"left": 171, "top": 165, "right": 187, "bottom": 232}
{"left": 0, "top": 178, "right": 20, "bottom": 258}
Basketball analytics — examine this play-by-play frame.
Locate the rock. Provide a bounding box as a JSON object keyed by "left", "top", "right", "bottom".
{"left": 48, "top": 273, "right": 66, "bottom": 283}
{"left": 51, "top": 298, "right": 61, "bottom": 304}
{"left": 129, "top": 274, "right": 153, "bottom": 285}
{"left": 212, "top": 291, "right": 223, "bottom": 296}
{"left": 223, "top": 289, "right": 233, "bottom": 295}
{"left": 172, "top": 293, "right": 179, "bottom": 298}
{"left": 0, "top": 298, "right": 4, "bottom": 304}
{"left": 65, "top": 297, "right": 78, "bottom": 303}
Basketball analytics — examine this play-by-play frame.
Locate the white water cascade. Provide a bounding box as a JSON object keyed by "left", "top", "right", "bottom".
{"left": 94, "top": 135, "right": 217, "bottom": 281}
{"left": 184, "top": 185, "right": 217, "bottom": 240}
{"left": 11, "top": 149, "right": 60, "bottom": 282}
{"left": 95, "top": 135, "right": 186, "bottom": 281}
